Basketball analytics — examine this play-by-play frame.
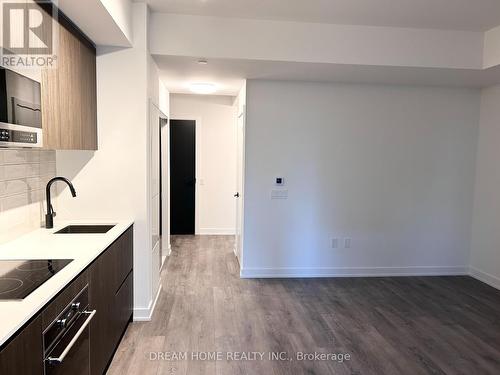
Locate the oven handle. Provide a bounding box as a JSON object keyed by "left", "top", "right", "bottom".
{"left": 46, "top": 310, "right": 96, "bottom": 364}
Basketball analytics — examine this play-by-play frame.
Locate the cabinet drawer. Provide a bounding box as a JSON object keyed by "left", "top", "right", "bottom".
{"left": 110, "top": 226, "right": 133, "bottom": 293}
{"left": 41, "top": 270, "right": 88, "bottom": 330}
{"left": 89, "top": 247, "right": 115, "bottom": 375}
{"left": 112, "top": 271, "right": 133, "bottom": 345}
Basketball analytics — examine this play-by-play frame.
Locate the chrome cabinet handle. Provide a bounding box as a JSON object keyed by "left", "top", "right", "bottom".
{"left": 71, "top": 302, "right": 81, "bottom": 310}
{"left": 47, "top": 310, "right": 96, "bottom": 364}
{"left": 56, "top": 318, "right": 67, "bottom": 328}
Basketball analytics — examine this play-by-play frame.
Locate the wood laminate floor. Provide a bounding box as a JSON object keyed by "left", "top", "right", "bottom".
{"left": 107, "top": 235, "right": 500, "bottom": 375}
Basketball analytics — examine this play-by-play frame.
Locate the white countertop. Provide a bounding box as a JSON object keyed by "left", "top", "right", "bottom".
{"left": 0, "top": 219, "right": 134, "bottom": 347}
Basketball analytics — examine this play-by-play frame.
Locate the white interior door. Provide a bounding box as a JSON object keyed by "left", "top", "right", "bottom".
{"left": 235, "top": 110, "right": 245, "bottom": 265}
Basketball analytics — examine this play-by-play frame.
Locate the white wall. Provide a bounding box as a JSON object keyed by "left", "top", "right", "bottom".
{"left": 483, "top": 26, "right": 500, "bottom": 69}
{"left": 150, "top": 14, "right": 483, "bottom": 70}
{"left": 242, "top": 80, "right": 480, "bottom": 277}
{"left": 170, "top": 94, "right": 237, "bottom": 235}
{"left": 470, "top": 85, "right": 500, "bottom": 289}
{"left": 56, "top": 3, "right": 153, "bottom": 317}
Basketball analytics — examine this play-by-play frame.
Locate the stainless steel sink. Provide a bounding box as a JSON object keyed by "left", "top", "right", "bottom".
{"left": 54, "top": 224, "right": 115, "bottom": 234}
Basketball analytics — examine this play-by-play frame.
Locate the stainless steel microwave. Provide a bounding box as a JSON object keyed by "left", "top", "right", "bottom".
{"left": 0, "top": 67, "right": 43, "bottom": 148}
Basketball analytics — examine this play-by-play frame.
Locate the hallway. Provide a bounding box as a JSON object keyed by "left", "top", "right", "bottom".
{"left": 108, "top": 236, "right": 500, "bottom": 375}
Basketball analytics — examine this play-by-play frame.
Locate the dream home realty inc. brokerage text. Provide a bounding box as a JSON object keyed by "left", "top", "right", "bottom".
{"left": 148, "top": 351, "right": 352, "bottom": 363}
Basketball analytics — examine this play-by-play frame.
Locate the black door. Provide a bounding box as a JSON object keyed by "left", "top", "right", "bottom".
{"left": 170, "top": 120, "right": 196, "bottom": 234}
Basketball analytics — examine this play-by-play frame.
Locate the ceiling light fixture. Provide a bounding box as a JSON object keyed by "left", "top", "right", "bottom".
{"left": 198, "top": 59, "right": 208, "bottom": 65}
{"left": 189, "top": 82, "right": 217, "bottom": 94}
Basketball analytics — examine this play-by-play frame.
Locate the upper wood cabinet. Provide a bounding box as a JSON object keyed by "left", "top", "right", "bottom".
{"left": 41, "top": 11, "right": 97, "bottom": 150}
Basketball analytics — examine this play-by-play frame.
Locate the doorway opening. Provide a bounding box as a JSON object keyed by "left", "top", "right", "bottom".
{"left": 170, "top": 119, "right": 197, "bottom": 235}
{"left": 165, "top": 91, "right": 246, "bottom": 271}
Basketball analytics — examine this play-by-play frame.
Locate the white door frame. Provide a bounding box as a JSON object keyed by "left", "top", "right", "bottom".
{"left": 148, "top": 100, "right": 162, "bottom": 309}
{"left": 170, "top": 117, "right": 202, "bottom": 235}
{"left": 234, "top": 106, "right": 245, "bottom": 268}
{"left": 158, "top": 109, "right": 170, "bottom": 264}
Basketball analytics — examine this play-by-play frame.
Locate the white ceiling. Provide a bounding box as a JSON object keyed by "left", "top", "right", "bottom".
{"left": 144, "top": 0, "right": 500, "bottom": 32}
{"left": 154, "top": 56, "right": 244, "bottom": 95}
{"left": 153, "top": 55, "right": 500, "bottom": 96}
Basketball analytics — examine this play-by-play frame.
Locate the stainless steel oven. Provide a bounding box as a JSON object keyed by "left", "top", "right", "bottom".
{"left": 43, "top": 286, "right": 96, "bottom": 375}
{"left": 0, "top": 67, "right": 43, "bottom": 148}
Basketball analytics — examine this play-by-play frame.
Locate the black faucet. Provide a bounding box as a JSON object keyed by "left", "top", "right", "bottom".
{"left": 45, "top": 177, "right": 77, "bottom": 229}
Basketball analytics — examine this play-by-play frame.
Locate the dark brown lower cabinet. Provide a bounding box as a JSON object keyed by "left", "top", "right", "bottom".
{"left": 0, "top": 225, "right": 133, "bottom": 375}
{"left": 89, "top": 226, "right": 134, "bottom": 375}
{"left": 0, "top": 316, "right": 43, "bottom": 374}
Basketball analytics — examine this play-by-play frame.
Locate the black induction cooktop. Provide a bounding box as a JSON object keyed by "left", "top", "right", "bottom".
{"left": 0, "top": 259, "right": 73, "bottom": 300}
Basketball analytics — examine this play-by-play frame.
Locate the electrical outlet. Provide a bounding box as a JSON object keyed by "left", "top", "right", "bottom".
{"left": 331, "top": 238, "right": 339, "bottom": 249}
{"left": 344, "top": 238, "right": 352, "bottom": 249}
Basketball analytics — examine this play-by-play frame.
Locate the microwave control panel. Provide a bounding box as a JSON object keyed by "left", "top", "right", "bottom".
{"left": 0, "top": 127, "right": 38, "bottom": 144}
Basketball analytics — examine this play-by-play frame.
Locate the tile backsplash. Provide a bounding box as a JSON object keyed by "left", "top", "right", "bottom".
{"left": 0, "top": 149, "right": 56, "bottom": 244}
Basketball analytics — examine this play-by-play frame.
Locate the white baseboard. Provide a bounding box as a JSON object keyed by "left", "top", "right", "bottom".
{"left": 198, "top": 228, "right": 235, "bottom": 235}
{"left": 469, "top": 267, "right": 500, "bottom": 290}
{"left": 133, "top": 284, "right": 162, "bottom": 321}
{"left": 240, "top": 266, "right": 469, "bottom": 278}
